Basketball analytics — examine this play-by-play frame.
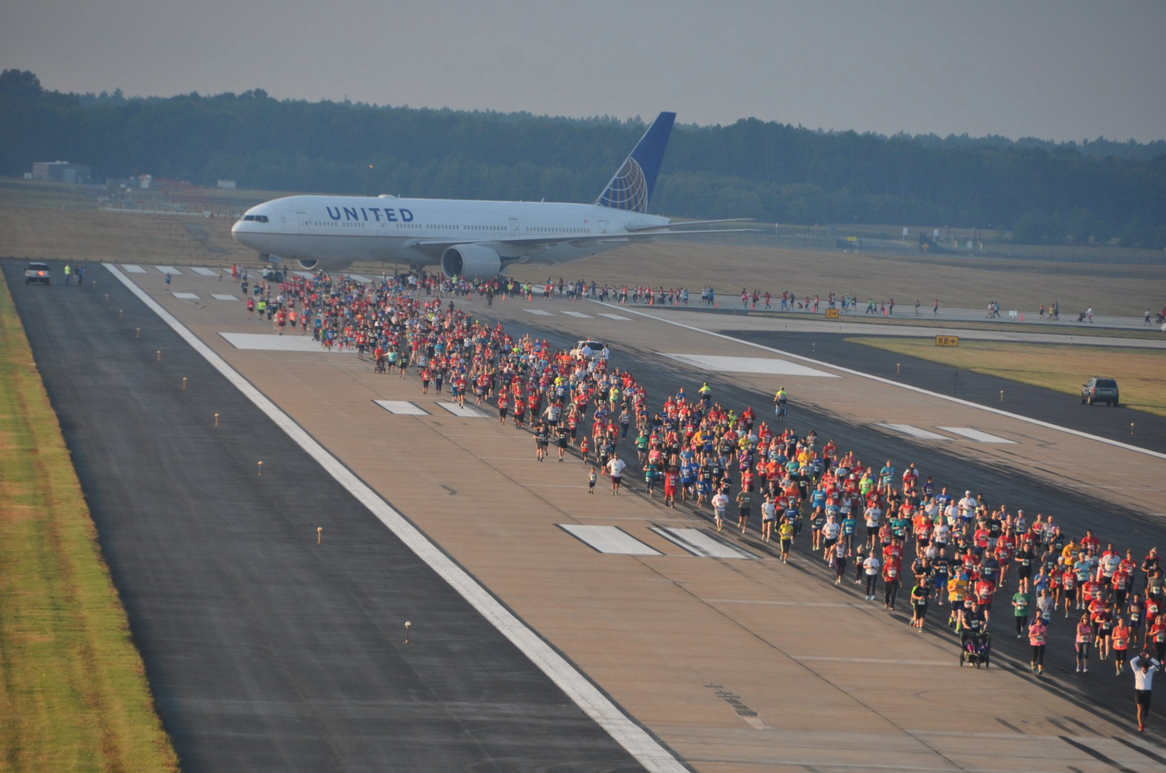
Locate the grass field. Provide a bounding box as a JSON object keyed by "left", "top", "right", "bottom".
{"left": 0, "top": 272, "right": 179, "bottom": 771}
{"left": 846, "top": 336, "right": 1166, "bottom": 418}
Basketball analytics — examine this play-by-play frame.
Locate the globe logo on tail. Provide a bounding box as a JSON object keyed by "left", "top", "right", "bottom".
{"left": 599, "top": 157, "right": 649, "bottom": 212}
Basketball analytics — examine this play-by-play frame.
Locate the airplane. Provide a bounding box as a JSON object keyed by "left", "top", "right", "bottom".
{"left": 231, "top": 112, "right": 751, "bottom": 278}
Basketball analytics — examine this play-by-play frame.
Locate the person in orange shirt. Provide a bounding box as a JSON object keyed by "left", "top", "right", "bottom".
{"left": 1113, "top": 618, "right": 1132, "bottom": 675}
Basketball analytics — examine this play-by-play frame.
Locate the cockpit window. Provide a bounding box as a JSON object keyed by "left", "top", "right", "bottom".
{"left": 241, "top": 215, "right": 269, "bottom": 223}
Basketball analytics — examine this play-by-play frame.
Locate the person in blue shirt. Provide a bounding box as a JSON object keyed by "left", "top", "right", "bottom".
{"left": 841, "top": 514, "right": 857, "bottom": 550}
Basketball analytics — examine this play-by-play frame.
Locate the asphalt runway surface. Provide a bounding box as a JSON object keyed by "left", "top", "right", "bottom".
{"left": 2, "top": 260, "right": 647, "bottom": 773}
{"left": 489, "top": 302, "right": 1166, "bottom": 738}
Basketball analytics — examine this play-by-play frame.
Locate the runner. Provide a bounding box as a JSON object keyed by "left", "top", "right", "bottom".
{"left": 1076, "top": 613, "right": 1094, "bottom": 673}
{"left": 711, "top": 488, "right": 729, "bottom": 533}
{"left": 1029, "top": 615, "right": 1048, "bottom": 675}
{"left": 607, "top": 452, "right": 626, "bottom": 495}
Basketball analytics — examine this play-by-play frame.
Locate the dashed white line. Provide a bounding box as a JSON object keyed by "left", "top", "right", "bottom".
{"left": 374, "top": 400, "right": 430, "bottom": 415}
{"left": 879, "top": 423, "right": 951, "bottom": 441}
{"left": 436, "top": 402, "right": 489, "bottom": 418}
{"left": 938, "top": 427, "right": 1016, "bottom": 444}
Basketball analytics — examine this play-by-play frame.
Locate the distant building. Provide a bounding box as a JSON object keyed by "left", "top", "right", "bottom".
{"left": 217, "top": 179, "right": 237, "bottom": 189}
{"left": 31, "top": 161, "right": 92, "bottom": 184}
{"left": 138, "top": 174, "right": 153, "bottom": 189}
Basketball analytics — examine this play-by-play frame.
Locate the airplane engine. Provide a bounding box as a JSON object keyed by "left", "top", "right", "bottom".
{"left": 297, "top": 258, "right": 353, "bottom": 272}
{"left": 441, "top": 244, "right": 502, "bottom": 279}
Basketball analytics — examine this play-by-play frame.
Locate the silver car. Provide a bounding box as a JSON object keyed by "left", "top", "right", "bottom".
{"left": 1081, "top": 377, "right": 1119, "bottom": 406}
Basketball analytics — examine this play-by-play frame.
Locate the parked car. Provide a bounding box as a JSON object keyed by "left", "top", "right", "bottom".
{"left": 24, "top": 262, "right": 51, "bottom": 285}
{"left": 1081, "top": 377, "right": 1119, "bottom": 406}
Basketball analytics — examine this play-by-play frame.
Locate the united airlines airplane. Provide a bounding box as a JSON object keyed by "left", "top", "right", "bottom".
{"left": 231, "top": 112, "right": 749, "bottom": 277}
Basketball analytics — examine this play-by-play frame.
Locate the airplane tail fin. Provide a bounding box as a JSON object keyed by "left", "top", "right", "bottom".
{"left": 595, "top": 112, "right": 676, "bottom": 213}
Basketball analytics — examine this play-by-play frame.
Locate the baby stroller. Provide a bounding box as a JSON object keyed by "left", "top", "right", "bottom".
{"left": 960, "top": 630, "right": 991, "bottom": 668}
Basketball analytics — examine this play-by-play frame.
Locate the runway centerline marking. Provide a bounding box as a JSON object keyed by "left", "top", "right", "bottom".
{"left": 522, "top": 308, "right": 554, "bottom": 316}
{"left": 663, "top": 353, "right": 837, "bottom": 378}
{"left": 374, "top": 400, "right": 430, "bottom": 415}
{"left": 561, "top": 311, "right": 592, "bottom": 318}
{"left": 219, "top": 332, "right": 350, "bottom": 353}
{"left": 938, "top": 427, "right": 1017, "bottom": 444}
{"left": 155, "top": 266, "right": 183, "bottom": 274}
{"left": 171, "top": 292, "right": 200, "bottom": 300}
{"left": 188, "top": 267, "right": 219, "bottom": 277}
{"left": 879, "top": 423, "right": 951, "bottom": 441}
{"left": 120, "top": 264, "right": 147, "bottom": 273}
{"left": 591, "top": 300, "right": 1166, "bottom": 462}
{"left": 650, "top": 526, "right": 757, "bottom": 559}
{"left": 211, "top": 294, "right": 239, "bottom": 301}
{"left": 436, "top": 402, "right": 489, "bottom": 418}
{"left": 104, "top": 263, "right": 687, "bottom": 773}
{"left": 598, "top": 313, "right": 631, "bottom": 321}
{"left": 558, "top": 525, "right": 662, "bottom": 556}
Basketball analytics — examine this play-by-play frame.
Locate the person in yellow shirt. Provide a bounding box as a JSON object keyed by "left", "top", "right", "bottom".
{"left": 778, "top": 517, "right": 795, "bottom": 563}
{"left": 948, "top": 575, "right": 969, "bottom": 629}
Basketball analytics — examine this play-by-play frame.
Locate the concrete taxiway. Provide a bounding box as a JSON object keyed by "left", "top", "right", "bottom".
{"left": 7, "top": 260, "right": 1166, "bottom": 773}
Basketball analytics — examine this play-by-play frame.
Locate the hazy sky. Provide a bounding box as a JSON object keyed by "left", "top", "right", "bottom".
{"left": 4, "top": 0, "right": 1164, "bottom": 143}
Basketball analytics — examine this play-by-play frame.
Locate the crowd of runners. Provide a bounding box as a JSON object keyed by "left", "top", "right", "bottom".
{"left": 237, "top": 269, "right": 1166, "bottom": 699}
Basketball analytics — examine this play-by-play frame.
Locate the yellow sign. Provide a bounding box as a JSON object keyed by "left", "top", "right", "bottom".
{"left": 825, "top": 308, "right": 840, "bottom": 319}
{"left": 935, "top": 335, "right": 960, "bottom": 347}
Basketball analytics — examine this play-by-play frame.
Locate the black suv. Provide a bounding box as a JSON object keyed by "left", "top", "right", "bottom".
{"left": 25, "top": 262, "right": 51, "bottom": 285}
{"left": 1081, "top": 377, "right": 1119, "bottom": 406}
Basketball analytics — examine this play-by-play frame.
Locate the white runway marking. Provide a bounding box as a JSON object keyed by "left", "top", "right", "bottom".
{"left": 211, "top": 294, "right": 239, "bottom": 301}
{"left": 561, "top": 311, "right": 592, "bottom": 318}
{"left": 650, "top": 527, "right": 757, "bottom": 559}
{"left": 120, "top": 264, "right": 147, "bottom": 273}
{"left": 374, "top": 400, "right": 430, "bottom": 415}
{"left": 156, "top": 266, "right": 183, "bottom": 275}
{"left": 436, "top": 402, "right": 489, "bottom": 418}
{"left": 171, "top": 292, "right": 200, "bottom": 300}
{"left": 559, "top": 525, "right": 662, "bottom": 555}
{"left": 106, "top": 262, "right": 687, "bottom": 773}
{"left": 598, "top": 313, "right": 631, "bottom": 321}
{"left": 218, "top": 332, "right": 347, "bottom": 353}
{"left": 189, "top": 267, "right": 219, "bottom": 277}
{"left": 879, "top": 423, "right": 951, "bottom": 441}
{"left": 662, "top": 353, "right": 837, "bottom": 378}
{"left": 522, "top": 308, "right": 554, "bottom": 316}
{"left": 938, "top": 427, "right": 1016, "bottom": 444}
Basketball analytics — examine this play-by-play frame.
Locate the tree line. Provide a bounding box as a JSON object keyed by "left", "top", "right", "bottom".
{"left": 2, "top": 69, "right": 1163, "bottom": 248}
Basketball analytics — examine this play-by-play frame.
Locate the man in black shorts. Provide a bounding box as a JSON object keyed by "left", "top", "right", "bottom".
{"left": 1133, "top": 652, "right": 1160, "bottom": 732}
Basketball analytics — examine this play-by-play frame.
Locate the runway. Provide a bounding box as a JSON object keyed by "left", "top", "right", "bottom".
{"left": 7, "top": 260, "right": 1166, "bottom": 772}
{"left": 1, "top": 260, "right": 647, "bottom": 773}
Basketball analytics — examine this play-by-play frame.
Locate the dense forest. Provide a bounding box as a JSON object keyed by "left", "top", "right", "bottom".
{"left": 2, "top": 69, "right": 1164, "bottom": 247}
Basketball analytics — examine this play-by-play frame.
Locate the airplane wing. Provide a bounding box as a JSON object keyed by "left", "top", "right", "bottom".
{"left": 624, "top": 218, "right": 756, "bottom": 232}
{"left": 405, "top": 227, "right": 759, "bottom": 256}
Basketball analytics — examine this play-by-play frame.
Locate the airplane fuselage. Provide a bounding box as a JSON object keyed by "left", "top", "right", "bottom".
{"left": 231, "top": 194, "right": 670, "bottom": 271}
